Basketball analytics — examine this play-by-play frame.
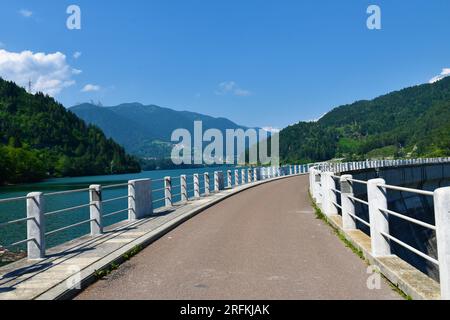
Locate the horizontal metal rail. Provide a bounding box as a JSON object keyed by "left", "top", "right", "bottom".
{"left": 331, "top": 188, "right": 341, "bottom": 194}
{"left": 44, "top": 188, "right": 90, "bottom": 197}
{"left": 102, "top": 183, "right": 129, "bottom": 190}
{"left": 346, "top": 211, "right": 371, "bottom": 228}
{"left": 379, "top": 208, "right": 436, "bottom": 231}
{"left": 0, "top": 195, "right": 29, "bottom": 204}
{"left": 332, "top": 201, "right": 342, "bottom": 209}
{"left": 45, "top": 219, "right": 94, "bottom": 236}
{"left": 102, "top": 195, "right": 130, "bottom": 204}
{"left": 44, "top": 203, "right": 91, "bottom": 217}
{"left": 4, "top": 238, "right": 34, "bottom": 249}
{"left": 0, "top": 217, "right": 31, "bottom": 229}
{"left": 152, "top": 197, "right": 167, "bottom": 203}
{"left": 379, "top": 231, "right": 439, "bottom": 265}
{"left": 347, "top": 195, "right": 369, "bottom": 206}
{"left": 152, "top": 187, "right": 166, "bottom": 193}
{"left": 377, "top": 184, "right": 434, "bottom": 197}
{"left": 347, "top": 178, "right": 368, "bottom": 185}
{"left": 103, "top": 208, "right": 129, "bottom": 219}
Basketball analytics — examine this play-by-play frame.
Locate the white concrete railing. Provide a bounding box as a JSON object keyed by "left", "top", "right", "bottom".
{"left": 309, "top": 157, "right": 450, "bottom": 299}
{"left": 0, "top": 164, "right": 310, "bottom": 263}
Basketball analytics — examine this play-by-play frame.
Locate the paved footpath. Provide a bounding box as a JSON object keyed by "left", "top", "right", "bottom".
{"left": 77, "top": 175, "right": 400, "bottom": 300}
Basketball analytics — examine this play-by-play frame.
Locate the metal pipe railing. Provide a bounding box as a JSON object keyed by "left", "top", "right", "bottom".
{"left": 309, "top": 157, "right": 450, "bottom": 299}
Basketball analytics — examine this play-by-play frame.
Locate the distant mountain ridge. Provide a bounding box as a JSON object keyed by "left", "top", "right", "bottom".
{"left": 71, "top": 103, "right": 253, "bottom": 158}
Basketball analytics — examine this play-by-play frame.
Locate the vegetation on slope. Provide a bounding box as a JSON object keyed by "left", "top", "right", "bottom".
{"left": 279, "top": 77, "right": 450, "bottom": 163}
{"left": 0, "top": 78, "right": 140, "bottom": 184}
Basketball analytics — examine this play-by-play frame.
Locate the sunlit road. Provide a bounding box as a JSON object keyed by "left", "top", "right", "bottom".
{"left": 76, "top": 175, "right": 400, "bottom": 300}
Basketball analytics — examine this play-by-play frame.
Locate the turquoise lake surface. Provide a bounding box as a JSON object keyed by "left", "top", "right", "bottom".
{"left": 0, "top": 165, "right": 245, "bottom": 251}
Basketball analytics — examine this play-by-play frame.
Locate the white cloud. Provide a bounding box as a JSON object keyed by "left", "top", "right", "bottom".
{"left": 429, "top": 68, "right": 450, "bottom": 83}
{"left": 19, "top": 9, "right": 33, "bottom": 18}
{"left": 73, "top": 51, "right": 82, "bottom": 59}
{"left": 81, "top": 84, "right": 101, "bottom": 92}
{"left": 215, "top": 81, "right": 252, "bottom": 97}
{"left": 0, "top": 49, "right": 80, "bottom": 96}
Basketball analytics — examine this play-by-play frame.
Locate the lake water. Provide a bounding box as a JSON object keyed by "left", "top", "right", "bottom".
{"left": 0, "top": 165, "right": 245, "bottom": 252}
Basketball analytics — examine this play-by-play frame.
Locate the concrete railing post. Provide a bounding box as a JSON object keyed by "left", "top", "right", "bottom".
{"left": 340, "top": 175, "right": 356, "bottom": 230}
{"left": 204, "top": 173, "right": 210, "bottom": 195}
{"left": 434, "top": 187, "right": 450, "bottom": 300}
{"left": 214, "top": 171, "right": 220, "bottom": 192}
{"left": 193, "top": 174, "right": 200, "bottom": 199}
{"left": 323, "top": 172, "right": 338, "bottom": 216}
{"left": 367, "top": 178, "right": 391, "bottom": 257}
{"left": 164, "top": 176, "right": 172, "bottom": 207}
{"left": 247, "top": 169, "right": 252, "bottom": 183}
{"left": 253, "top": 168, "right": 258, "bottom": 182}
{"left": 89, "top": 185, "right": 103, "bottom": 235}
{"left": 314, "top": 171, "right": 322, "bottom": 206}
{"left": 129, "top": 179, "right": 153, "bottom": 220}
{"left": 180, "top": 175, "right": 188, "bottom": 202}
{"left": 309, "top": 168, "right": 314, "bottom": 195}
{"left": 241, "top": 169, "right": 246, "bottom": 184}
{"left": 234, "top": 170, "right": 240, "bottom": 186}
{"left": 27, "top": 192, "right": 45, "bottom": 260}
{"left": 289, "top": 166, "right": 293, "bottom": 175}
{"left": 227, "top": 170, "right": 232, "bottom": 188}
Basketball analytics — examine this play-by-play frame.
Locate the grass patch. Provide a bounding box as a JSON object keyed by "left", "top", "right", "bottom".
{"left": 385, "top": 276, "right": 413, "bottom": 300}
{"left": 94, "top": 245, "right": 143, "bottom": 280}
{"left": 309, "top": 192, "right": 365, "bottom": 260}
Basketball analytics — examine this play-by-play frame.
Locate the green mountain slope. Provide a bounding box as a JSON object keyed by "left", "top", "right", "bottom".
{"left": 280, "top": 77, "right": 450, "bottom": 163}
{"left": 0, "top": 78, "right": 140, "bottom": 184}
{"left": 71, "top": 103, "right": 251, "bottom": 158}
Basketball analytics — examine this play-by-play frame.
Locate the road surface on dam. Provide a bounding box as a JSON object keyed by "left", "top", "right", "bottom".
{"left": 76, "top": 175, "right": 400, "bottom": 300}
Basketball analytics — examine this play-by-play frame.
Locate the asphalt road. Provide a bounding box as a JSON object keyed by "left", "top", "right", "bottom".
{"left": 76, "top": 175, "right": 400, "bottom": 300}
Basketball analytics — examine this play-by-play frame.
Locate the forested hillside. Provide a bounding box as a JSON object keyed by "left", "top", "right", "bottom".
{"left": 280, "top": 77, "right": 450, "bottom": 163}
{"left": 0, "top": 78, "right": 140, "bottom": 184}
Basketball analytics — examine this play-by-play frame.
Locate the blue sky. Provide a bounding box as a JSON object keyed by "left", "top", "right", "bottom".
{"left": 0, "top": 0, "right": 449, "bottom": 129}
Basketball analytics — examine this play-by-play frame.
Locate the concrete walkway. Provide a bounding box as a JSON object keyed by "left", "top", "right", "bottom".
{"left": 77, "top": 176, "right": 400, "bottom": 300}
